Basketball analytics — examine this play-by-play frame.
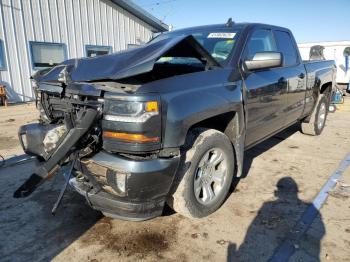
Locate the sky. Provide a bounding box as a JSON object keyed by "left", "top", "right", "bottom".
{"left": 133, "top": 0, "right": 349, "bottom": 43}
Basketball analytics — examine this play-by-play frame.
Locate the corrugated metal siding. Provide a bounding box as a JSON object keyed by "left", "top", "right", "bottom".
{"left": 0, "top": 0, "right": 157, "bottom": 102}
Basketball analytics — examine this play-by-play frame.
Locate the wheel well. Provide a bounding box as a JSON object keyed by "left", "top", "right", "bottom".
{"left": 320, "top": 82, "right": 332, "bottom": 95}
{"left": 189, "top": 111, "right": 236, "bottom": 142}
{"left": 186, "top": 111, "right": 244, "bottom": 178}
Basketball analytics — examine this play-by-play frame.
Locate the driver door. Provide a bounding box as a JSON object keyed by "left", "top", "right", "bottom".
{"left": 242, "top": 29, "right": 288, "bottom": 147}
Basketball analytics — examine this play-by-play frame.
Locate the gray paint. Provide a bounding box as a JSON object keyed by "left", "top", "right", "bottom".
{"left": 17, "top": 22, "right": 337, "bottom": 220}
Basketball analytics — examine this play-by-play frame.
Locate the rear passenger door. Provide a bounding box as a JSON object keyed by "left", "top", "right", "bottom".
{"left": 243, "top": 29, "right": 288, "bottom": 147}
{"left": 273, "top": 30, "right": 307, "bottom": 125}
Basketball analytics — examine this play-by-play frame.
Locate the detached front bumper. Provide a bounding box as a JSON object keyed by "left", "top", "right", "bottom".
{"left": 70, "top": 150, "right": 180, "bottom": 221}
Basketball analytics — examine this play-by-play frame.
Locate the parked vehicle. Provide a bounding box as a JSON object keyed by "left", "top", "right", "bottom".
{"left": 15, "top": 21, "right": 336, "bottom": 221}
{"left": 329, "top": 87, "right": 344, "bottom": 113}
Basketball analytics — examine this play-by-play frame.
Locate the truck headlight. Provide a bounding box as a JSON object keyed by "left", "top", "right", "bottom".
{"left": 103, "top": 100, "right": 159, "bottom": 123}
{"left": 102, "top": 94, "right": 161, "bottom": 151}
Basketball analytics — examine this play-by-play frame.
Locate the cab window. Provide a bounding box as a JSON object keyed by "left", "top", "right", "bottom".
{"left": 274, "top": 30, "right": 299, "bottom": 66}
{"left": 245, "top": 29, "right": 276, "bottom": 60}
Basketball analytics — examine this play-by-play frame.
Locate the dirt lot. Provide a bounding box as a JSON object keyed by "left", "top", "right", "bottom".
{"left": 0, "top": 103, "right": 38, "bottom": 159}
{"left": 0, "top": 100, "right": 350, "bottom": 262}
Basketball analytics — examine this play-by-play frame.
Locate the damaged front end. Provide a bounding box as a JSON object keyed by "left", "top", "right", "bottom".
{"left": 15, "top": 80, "right": 179, "bottom": 220}
{"left": 14, "top": 80, "right": 178, "bottom": 220}
{"left": 15, "top": 87, "right": 102, "bottom": 198}
{"left": 14, "top": 34, "right": 219, "bottom": 220}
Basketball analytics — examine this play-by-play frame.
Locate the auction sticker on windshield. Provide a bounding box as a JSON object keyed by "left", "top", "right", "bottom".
{"left": 207, "top": 32, "right": 236, "bottom": 39}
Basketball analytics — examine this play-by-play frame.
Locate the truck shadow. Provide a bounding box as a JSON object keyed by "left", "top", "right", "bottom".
{"left": 0, "top": 163, "right": 102, "bottom": 262}
{"left": 228, "top": 123, "right": 300, "bottom": 193}
{"left": 241, "top": 123, "right": 301, "bottom": 179}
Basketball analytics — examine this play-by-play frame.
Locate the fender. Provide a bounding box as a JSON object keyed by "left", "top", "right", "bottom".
{"left": 304, "top": 61, "right": 335, "bottom": 122}
{"left": 161, "top": 74, "right": 246, "bottom": 177}
{"left": 162, "top": 81, "right": 243, "bottom": 148}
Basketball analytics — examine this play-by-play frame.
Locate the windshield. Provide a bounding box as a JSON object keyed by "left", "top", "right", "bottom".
{"left": 150, "top": 29, "right": 240, "bottom": 64}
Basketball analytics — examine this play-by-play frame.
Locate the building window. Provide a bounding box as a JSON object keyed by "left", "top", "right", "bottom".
{"left": 85, "top": 45, "right": 112, "bottom": 57}
{"left": 29, "top": 41, "right": 67, "bottom": 69}
{"left": 0, "top": 39, "right": 6, "bottom": 70}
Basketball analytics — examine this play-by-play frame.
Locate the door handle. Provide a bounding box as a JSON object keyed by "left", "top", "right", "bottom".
{"left": 223, "top": 82, "right": 237, "bottom": 91}
{"left": 298, "top": 73, "right": 305, "bottom": 79}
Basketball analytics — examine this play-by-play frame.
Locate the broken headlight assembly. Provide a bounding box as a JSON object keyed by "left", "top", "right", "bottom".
{"left": 18, "top": 123, "right": 67, "bottom": 160}
{"left": 101, "top": 95, "right": 162, "bottom": 153}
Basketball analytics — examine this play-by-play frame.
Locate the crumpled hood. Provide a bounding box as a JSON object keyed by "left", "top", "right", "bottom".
{"left": 33, "top": 35, "right": 220, "bottom": 83}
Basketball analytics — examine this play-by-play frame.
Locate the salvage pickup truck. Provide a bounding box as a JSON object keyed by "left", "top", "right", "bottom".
{"left": 15, "top": 21, "right": 336, "bottom": 221}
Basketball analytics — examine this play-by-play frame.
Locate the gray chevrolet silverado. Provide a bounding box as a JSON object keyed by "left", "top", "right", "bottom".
{"left": 15, "top": 21, "right": 336, "bottom": 221}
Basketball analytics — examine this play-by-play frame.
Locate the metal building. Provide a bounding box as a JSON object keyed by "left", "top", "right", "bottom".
{"left": 0, "top": 0, "right": 168, "bottom": 103}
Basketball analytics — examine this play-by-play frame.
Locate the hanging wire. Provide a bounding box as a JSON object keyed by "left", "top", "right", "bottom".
{"left": 139, "top": 0, "right": 178, "bottom": 8}
{"left": 141, "top": 0, "right": 179, "bottom": 24}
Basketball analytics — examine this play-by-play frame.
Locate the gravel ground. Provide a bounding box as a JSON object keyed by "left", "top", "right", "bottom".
{"left": 0, "top": 103, "right": 38, "bottom": 159}
{"left": 0, "top": 99, "right": 349, "bottom": 262}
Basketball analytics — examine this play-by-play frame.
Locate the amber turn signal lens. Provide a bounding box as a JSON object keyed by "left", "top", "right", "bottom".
{"left": 103, "top": 131, "right": 159, "bottom": 143}
{"left": 145, "top": 101, "right": 158, "bottom": 112}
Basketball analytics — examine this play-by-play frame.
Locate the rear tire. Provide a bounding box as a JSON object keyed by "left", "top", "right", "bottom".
{"left": 167, "top": 128, "right": 235, "bottom": 218}
{"left": 301, "top": 94, "right": 328, "bottom": 136}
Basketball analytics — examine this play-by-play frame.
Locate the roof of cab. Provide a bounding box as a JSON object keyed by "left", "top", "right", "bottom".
{"left": 169, "top": 22, "right": 290, "bottom": 34}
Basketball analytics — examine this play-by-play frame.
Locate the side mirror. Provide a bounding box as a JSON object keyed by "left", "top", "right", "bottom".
{"left": 244, "top": 52, "right": 283, "bottom": 71}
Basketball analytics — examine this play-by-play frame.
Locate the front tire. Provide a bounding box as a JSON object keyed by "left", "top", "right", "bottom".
{"left": 167, "top": 128, "right": 235, "bottom": 218}
{"left": 301, "top": 94, "right": 328, "bottom": 136}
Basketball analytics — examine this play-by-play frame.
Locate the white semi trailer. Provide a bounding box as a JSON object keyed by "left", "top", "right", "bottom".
{"left": 298, "top": 41, "right": 350, "bottom": 88}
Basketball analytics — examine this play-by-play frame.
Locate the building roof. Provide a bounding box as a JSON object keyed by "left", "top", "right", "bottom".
{"left": 112, "top": 0, "right": 169, "bottom": 32}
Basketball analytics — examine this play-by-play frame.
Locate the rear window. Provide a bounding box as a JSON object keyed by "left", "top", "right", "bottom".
{"left": 274, "top": 31, "right": 299, "bottom": 66}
